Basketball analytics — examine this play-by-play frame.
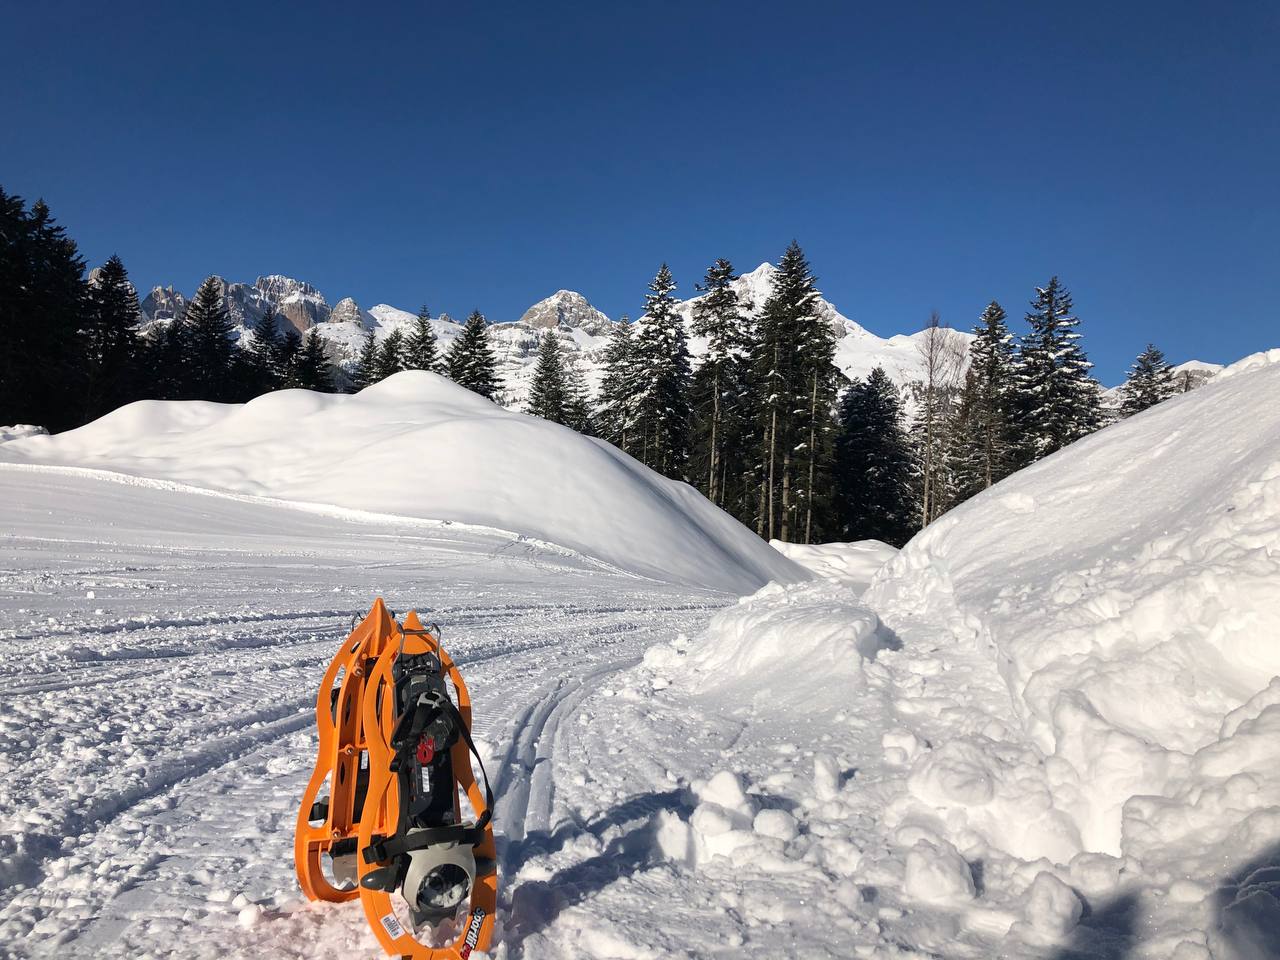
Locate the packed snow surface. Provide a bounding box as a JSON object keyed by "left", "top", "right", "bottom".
{"left": 0, "top": 372, "right": 803, "bottom": 595}
{"left": 770, "top": 538, "right": 897, "bottom": 591}
{"left": 4, "top": 352, "right": 1280, "bottom": 959}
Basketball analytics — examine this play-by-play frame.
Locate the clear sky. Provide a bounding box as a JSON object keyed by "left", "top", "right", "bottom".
{"left": 2, "top": 0, "right": 1276, "bottom": 383}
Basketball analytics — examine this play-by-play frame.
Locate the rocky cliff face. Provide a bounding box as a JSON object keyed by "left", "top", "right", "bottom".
{"left": 139, "top": 285, "right": 187, "bottom": 323}
{"left": 518, "top": 290, "right": 615, "bottom": 336}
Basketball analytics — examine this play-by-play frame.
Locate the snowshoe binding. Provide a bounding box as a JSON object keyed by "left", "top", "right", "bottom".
{"left": 295, "top": 599, "right": 497, "bottom": 958}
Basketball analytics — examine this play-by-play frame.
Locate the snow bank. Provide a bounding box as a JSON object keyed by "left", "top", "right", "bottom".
{"left": 866, "top": 351, "right": 1280, "bottom": 925}
{"left": 679, "top": 580, "right": 888, "bottom": 699}
{"left": 769, "top": 539, "right": 897, "bottom": 591}
{"left": 0, "top": 372, "right": 805, "bottom": 594}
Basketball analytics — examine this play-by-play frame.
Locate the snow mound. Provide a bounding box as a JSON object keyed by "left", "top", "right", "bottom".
{"left": 0, "top": 372, "right": 805, "bottom": 594}
{"left": 0, "top": 425, "right": 48, "bottom": 443}
{"left": 684, "top": 580, "right": 890, "bottom": 698}
{"left": 770, "top": 539, "right": 897, "bottom": 591}
{"left": 867, "top": 350, "right": 1280, "bottom": 875}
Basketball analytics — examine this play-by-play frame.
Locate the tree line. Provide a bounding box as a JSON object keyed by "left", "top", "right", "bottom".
{"left": 1, "top": 187, "right": 1181, "bottom": 547}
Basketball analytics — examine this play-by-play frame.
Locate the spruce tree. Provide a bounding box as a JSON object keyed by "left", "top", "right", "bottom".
{"left": 403, "top": 305, "right": 440, "bottom": 372}
{"left": 631, "top": 265, "right": 692, "bottom": 478}
{"left": 376, "top": 328, "right": 407, "bottom": 380}
{"left": 1118, "top": 343, "right": 1175, "bottom": 417}
{"left": 946, "top": 301, "right": 1017, "bottom": 505}
{"left": 596, "top": 317, "right": 643, "bottom": 454}
{"left": 184, "top": 276, "right": 237, "bottom": 401}
{"left": 747, "top": 242, "right": 840, "bottom": 542}
{"left": 352, "top": 330, "right": 380, "bottom": 391}
{"left": 287, "top": 329, "right": 335, "bottom": 391}
{"left": 690, "top": 258, "right": 752, "bottom": 512}
{"left": 279, "top": 328, "right": 303, "bottom": 384}
{"left": 563, "top": 355, "right": 593, "bottom": 435}
{"left": 445, "top": 311, "right": 501, "bottom": 400}
{"left": 246, "top": 303, "right": 284, "bottom": 392}
{"left": 0, "top": 189, "right": 91, "bottom": 432}
{"left": 140, "top": 317, "right": 190, "bottom": 401}
{"left": 527, "top": 329, "right": 570, "bottom": 423}
{"left": 83, "top": 255, "right": 141, "bottom": 420}
{"left": 1010, "top": 277, "right": 1101, "bottom": 465}
{"left": 833, "top": 367, "right": 916, "bottom": 547}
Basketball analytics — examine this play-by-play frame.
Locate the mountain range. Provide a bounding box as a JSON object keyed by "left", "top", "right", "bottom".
{"left": 133, "top": 264, "right": 1222, "bottom": 409}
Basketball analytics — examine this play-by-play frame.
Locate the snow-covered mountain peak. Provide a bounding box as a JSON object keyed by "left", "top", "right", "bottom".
{"left": 254, "top": 275, "right": 323, "bottom": 302}
{"left": 329, "top": 297, "right": 373, "bottom": 329}
{"left": 518, "top": 289, "right": 614, "bottom": 335}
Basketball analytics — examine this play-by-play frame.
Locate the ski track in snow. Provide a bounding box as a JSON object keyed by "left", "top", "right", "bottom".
{"left": 0, "top": 468, "right": 721, "bottom": 959}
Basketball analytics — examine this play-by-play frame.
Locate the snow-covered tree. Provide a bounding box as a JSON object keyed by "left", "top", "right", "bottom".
{"left": 403, "top": 305, "right": 440, "bottom": 372}
{"left": 1010, "top": 277, "right": 1100, "bottom": 465}
{"left": 747, "top": 241, "right": 841, "bottom": 542}
{"left": 445, "top": 311, "right": 501, "bottom": 401}
{"left": 912, "top": 311, "right": 967, "bottom": 529}
{"left": 596, "top": 317, "right": 643, "bottom": 453}
{"left": 631, "top": 265, "right": 692, "bottom": 477}
{"left": 1118, "top": 343, "right": 1175, "bottom": 417}
{"left": 833, "top": 367, "right": 916, "bottom": 547}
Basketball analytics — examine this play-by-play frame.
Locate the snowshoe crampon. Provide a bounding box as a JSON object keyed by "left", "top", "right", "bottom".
{"left": 295, "top": 599, "right": 497, "bottom": 958}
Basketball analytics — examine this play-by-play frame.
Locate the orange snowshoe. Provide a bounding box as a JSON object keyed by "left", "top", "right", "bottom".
{"left": 295, "top": 599, "right": 498, "bottom": 958}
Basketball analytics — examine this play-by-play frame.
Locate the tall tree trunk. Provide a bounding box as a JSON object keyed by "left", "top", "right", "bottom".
{"left": 805, "top": 370, "right": 818, "bottom": 544}
{"left": 708, "top": 365, "right": 720, "bottom": 504}
{"left": 780, "top": 450, "right": 791, "bottom": 543}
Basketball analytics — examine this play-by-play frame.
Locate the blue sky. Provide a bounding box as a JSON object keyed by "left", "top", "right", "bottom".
{"left": 2, "top": 0, "right": 1276, "bottom": 383}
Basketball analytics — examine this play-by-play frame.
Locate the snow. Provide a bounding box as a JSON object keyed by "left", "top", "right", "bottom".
{"left": 4, "top": 345, "right": 1280, "bottom": 958}
{"left": 0, "top": 373, "right": 802, "bottom": 596}
{"left": 769, "top": 538, "right": 897, "bottom": 590}
{"left": 0, "top": 424, "right": 48, "bottom": 443}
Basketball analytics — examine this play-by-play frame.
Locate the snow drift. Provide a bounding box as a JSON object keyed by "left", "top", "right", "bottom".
{"left": 864, "top": 350, "right": 1280, "bottom": 950}
{"left": 0, "top": 372, "right": 805, "bottom": 594}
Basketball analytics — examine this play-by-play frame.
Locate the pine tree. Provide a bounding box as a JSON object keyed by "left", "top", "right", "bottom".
{"left": 690, "top": 258, "right": 752, "bottom": 511}
{"left": 184, "top": 276, "right": 237, "bottom": 401}
{"left": 527, "top": 329, "right": 570, "bottom": 423}
{"left": 376, "top": 328, "right": 407, "bottom": 381}
{"left": 82, "top": 255, "right": 141, "bottom": 420}
{"left": 631, "top": 265, "right": 692, "bottom": 477}
{"left": 747, "top": 242, "right": 841, "bottom": 542}
{"left": 0, "top": 189, "right": 91, "bottom": 432}
{"left": 246, "top": 303, "right": 284, "bottom": 392}
{"left": 445, "top": 311, "right": 501, "bottom": 400}
{"left": 352, "top": 330, "right": 380, "bottom": 391}
{"left": 1010, "top": 277, "right": 1101, "bottom": 465}
{"left": 287, "top": 329, "right": 335, "bottom": 391}
{"left": 1118, "top": 343, "right": 1175, "bottom": 417}
{"left": 596, "top": 317, "right": 643, "bottom": 453}
{"left": 563, "top": 354, "right": 593, "bottom": 435}
{"left": 833, "top": 367, "right": 916, "bottom": 547}
{"left": 945, "top": 301, "right": 1017, "bottom": 506}
{"left": 279, "top": 328, "right": 303, "bottom": 383}
{"left": 403, "top": 305, "right": 440, "bottom": 372}
{"left": 140, "top": 317, "right": 190, "bottom": 401}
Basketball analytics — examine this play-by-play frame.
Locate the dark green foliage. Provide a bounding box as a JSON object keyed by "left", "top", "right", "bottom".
{"left": 1010, "top": 277, "right": 1101, "bottom": 465}
{"left": 352, "top": 330, "right": 380, "bottom": 391}
{"left": 631, "top": 265, "right": 692, "bottom": 477}
{"left": 527, "top": 329, "right": 571, "bottom": 424}
{"left": 246, "top": 303, "right": 285, "bottom": 392}
{"left": 747, "top": 241, "right": 842, "bottom": 542}
{"left": 445, "top": 311, "right": 501, "bottom": 400}
{"left": 595, "top": 317, "right": 644, "bottom": 453}
{"left": 377, "top": 328, "right": 407, "bottom": 380}
{"left": 946, "top": 301, "right": 1017, "bottom": 505}
{"left": 403, "top": 306, "right": 440, "bottom": 372}
{"left": 139, "top": 317, "right": 190, "bottom": 401}
{"left": 182, "top": 276, "right": 238, "bottom": 401}
{"left": 1118, "top": 343, "right": 1174, "bottom": 417}
{"left": 690, "top": 258, "right": 752, "bottom": 513}
{"left": 286, "top": 329, "right": 335, "bottom": 391}
{"left": 279, "top": 328, "right": 303, "bottom": 383}
{"left": 833, "top": 367, "right": 916, "bottom": 547}
{"left": 0, "top": 189, "right": 90, "bottom": 431}
{"left": 82, "top": 255, "right": 141, "bottom": 421}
